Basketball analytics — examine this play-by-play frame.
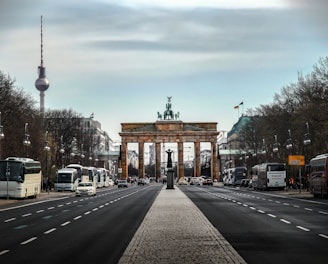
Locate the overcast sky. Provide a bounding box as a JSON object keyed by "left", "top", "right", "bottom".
{"left": 1, "top": 0, "right": 327, "bottom": 142}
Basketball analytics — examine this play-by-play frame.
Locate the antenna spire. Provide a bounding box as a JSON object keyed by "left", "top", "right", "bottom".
{"left": 40, "top": 15, "right": 43, "bottom": 67}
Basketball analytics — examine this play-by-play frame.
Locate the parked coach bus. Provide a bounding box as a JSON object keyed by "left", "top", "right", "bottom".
{"left": 0, "top": 157, "right": 42, "bottom": 198}
{"left": 309, "top": 154, "right": 328, "bottom": 197}
{"left": 257, "top": 163, "right": 286, "bottom": 190}
{"left": 54, "top": 168, "right": 79, "bottom": 191}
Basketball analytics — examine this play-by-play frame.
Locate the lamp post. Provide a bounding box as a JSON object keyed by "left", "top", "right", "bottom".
{"left": 23, "top": 123, "right": 31, "bottom": 157}
{"left": 89, "top": 147, "right": 92, "bottom": 166}
{"left": 59, "top": 135, "right": 65, "bottom": 168}
{"left": 80, "top": 144, "right": 85, "bottom": 165}
{"left": 286, "top": 129, "right": 293, "bottom": 150}
{"left": 303, "top": 122, "right": 311, "bottom": 146}
{"left": 0, "top": 112, "right": 4, "bottom": 160}
{"left": 44, "top": 131, "right": 50, "bottom": 192}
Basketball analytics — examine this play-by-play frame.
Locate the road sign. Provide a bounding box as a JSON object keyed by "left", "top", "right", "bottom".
{"left": 288, "top": 155, "right": 305, "bottom": 166}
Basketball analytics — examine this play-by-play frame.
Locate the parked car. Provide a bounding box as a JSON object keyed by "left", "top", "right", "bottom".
{"left": 202, "top": 178, "right": 213, "bottom": 186}
{"left": 190, "top": 177, "right": 201, "bottom": 185}
{"left": 117, "top": 179, "right": 128, "bottom": 188}
{"left": 240, "top": 179, "right": 250, "bottom": 187}
{"left": 137, "top": 178, "right": 146, "bottom": 185}
{"left": 75, "top": 182, "right": 96, "bottom": 196}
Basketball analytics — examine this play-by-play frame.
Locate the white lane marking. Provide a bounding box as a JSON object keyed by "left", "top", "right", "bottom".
{"left": 47, "top": 207, "right": 55, "bottom": 210}
{"left": 305, "top": 208, "right": 313, "bottom": 211}
{"left": 61, "top": 221, "right": 71, "bottom": 226}
{"left": 249, "top": 207, "right": 256, "bottom": 210}
{"left": 4, "top": 218, "right": 16, "bottom": 223}
{"left": 21, "top": 237, "right": 37, "bottom": 245}
{"left": 22, "top": 213, "right": 32, "bottom": 217}
{"left": 0, "top": 250, "right": 10, "bottom": 256}
{"left": 36, "top": 210, "right": 44, "bottom": 213}
{"left": 258, "top": 210, "right": 265, "bottom": 214}
{"left": 57, "top": 204, "right": 63, "bottom": 207}
{"left": 74, "top": 216, "right": 82, "bottom": 220}
{"left": 296, "top": 226, "right": 310, "bottom": 232}
{"left": 293, "top": 205, "right": 300, "bottom": 208}
{"left": 268, "top": 214, "right": 276, "bottom": 218}
{"left": 44, "top": 228, "right": 56, "bottom": 234}
{"left": 318, "top": 211, "right": 328, "bottom": 215}
{"left": 84, "top": 211, "right": 91, "bottom": 215}
{"left": 280, "top": 219, "right": 291, "bottom": 224}
{"left": 319, "top": 234, "right": 328, "bottom": 239}
{"left": 66, "top": 202, "right": 71, "bottom": 205}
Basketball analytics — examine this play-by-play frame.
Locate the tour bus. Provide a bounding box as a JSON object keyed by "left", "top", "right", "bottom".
{"left": 257, "top": 163, "right": 286, "bottom": 190}
{"left": 54, "top": 168, "right": 79, "bottom": 191}
{"left": 223, "top": 167, "right": 247, "bottom": 186}
{"left": 81, "top": 167, "right": 98, "bottom": 186}
{"left": 66, "top": 164, "right": 83, "bottom": 181}
{"left": 0, "top": 157, "right": 42, "bottom": 198}
{"left": 96, "top": 168, "right": 105, "bottom": 188}
{"left": 251, "top": 165, "right": 259, "bottom": 189}
{"left": 231, "top": 167, "right": 247, "bottom": 186}
{"left": 309, "top": 154, "right": 328, "bottom": 197}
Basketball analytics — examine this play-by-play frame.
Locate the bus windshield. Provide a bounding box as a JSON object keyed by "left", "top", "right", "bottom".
{"left": 57, "top": 173, "right": 73, "bottom": 183}
{"left": 267, "top": 164, "right": 285, "bottom": 171}
{"left": 0, "top": 161, "right": 24, "bottom": 182}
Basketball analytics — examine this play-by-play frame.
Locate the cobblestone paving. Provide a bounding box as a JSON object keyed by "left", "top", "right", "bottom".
{"left": 118, "top": 186, "right": 247, "bottom": 264}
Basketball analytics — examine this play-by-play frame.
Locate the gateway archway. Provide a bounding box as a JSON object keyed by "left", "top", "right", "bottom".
{"left": 119, "top": 98, "right": 219, "bottom": 181}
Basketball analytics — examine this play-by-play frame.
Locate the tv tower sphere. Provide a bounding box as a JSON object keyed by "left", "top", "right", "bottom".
{"left": 35, "top": 15, "right": 49, "bottom": 114}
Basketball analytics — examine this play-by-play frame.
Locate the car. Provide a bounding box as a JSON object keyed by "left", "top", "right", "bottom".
{"left": 117, "top": 179, "right": 128, "bottom": 188}
{"left": 108, "top": 179, "right": 115, "bottom": 186}
{"left": 75, "top": 182, "right": 96, "bottom": 196}
{"left": 137, "top": 178, "right": 146, "bottom": 185}
{"left": 190, "top": 177, "right": 200, "bottom": 185}
{"left": 202, "top": 178, "right": 213, "bottom": 186}
{"left": 240, "top": 179, "right": 250, "bottom": 187}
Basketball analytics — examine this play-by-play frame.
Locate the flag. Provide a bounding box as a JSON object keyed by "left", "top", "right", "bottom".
{"left": 234, "top": 105, "right": 239, "bottom": 109}
{"left": 90, "top": 113, "right": 94, "bottom": 119}
{"left": 239, "top": 101, "right": 243, "bottom": 105}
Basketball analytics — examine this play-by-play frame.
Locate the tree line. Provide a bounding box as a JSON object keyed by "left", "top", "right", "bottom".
{"left": 0, "top": 71, "right": 98, "bottom": 176}
{"left": 239, "top": 56, "right": 328, "bottom": 166}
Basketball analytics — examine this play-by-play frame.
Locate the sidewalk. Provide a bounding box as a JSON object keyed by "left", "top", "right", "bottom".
{"left": 118, "top": 185, "right": 247, "bottom": 264}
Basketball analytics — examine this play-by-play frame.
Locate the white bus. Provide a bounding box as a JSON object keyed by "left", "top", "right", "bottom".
{"left": 66, "top": 164, "right": 83, "bottom": 181}
{"left": 0, "top": 157, "right": 42, "bottom": 198}
{"left": 257, "top": 163, "right": 286, "bottom": 190}
{"left": 54, "top": 168, "right": 79, "bottom": 191}
{"left": 96, "top": 168, "right": 105, "bottom": 188}
{"left": 81, "top": 167, "right": 98, "bottom": 186}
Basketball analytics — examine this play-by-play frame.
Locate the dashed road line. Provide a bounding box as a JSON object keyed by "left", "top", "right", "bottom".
{"left": 44, "top": 228, "right": 56, "bottom": 234}
{"left": 21, "top": 237, "right": 37, "bottom": 245}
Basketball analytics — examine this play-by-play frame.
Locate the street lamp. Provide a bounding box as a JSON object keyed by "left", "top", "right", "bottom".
{"left": 89, "top": 147, "right": 92, "bottom": 166}
{"left": 303, "top": 122, "right": 311, "bottom": 145}
{"left": 0, "top": 112, "right": 4, "bottom": 159}
{"left": 59, "top": 135, "right": 65, "bottom": 168}
{"left": 273, "top": 135, "right": 279, "bottom": 153}
{"left": 80, "top": 144, "right": 85, "bottom": 165}
{"left": 23, "top": 123, "right": 31, "bottom": 157}
{"left": 44, "top": 131, "right": 50, "bottom": 191}
{"left": 286, "top": 129, "right": 293, "bottom": 150}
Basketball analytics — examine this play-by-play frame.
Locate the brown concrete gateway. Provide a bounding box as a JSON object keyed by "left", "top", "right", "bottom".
{"left": 119, "top": 120, "right": 219, "bottom": 180}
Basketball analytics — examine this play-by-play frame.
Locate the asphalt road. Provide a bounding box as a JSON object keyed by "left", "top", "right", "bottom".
{"left": 180, "top": 185, "right": 328, "bottom": 264}
{"left": 0, "top": 185, "right": 162, "bottom": 264}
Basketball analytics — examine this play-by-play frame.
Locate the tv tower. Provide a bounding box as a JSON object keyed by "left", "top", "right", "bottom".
{"left": 35, "top": 15, "right": 50, "bottom": 115}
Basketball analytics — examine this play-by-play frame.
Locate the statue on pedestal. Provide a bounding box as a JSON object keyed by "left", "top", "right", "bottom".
{"left": 166, "top": 149, "right": 173, "bottom": 168}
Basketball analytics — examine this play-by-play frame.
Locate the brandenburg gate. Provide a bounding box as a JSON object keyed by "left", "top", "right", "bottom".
{"left": 119, "top": 97, "right": 219, "bottom": 181}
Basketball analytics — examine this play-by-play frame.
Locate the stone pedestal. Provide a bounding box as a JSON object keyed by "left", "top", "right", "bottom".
{"left": 166, "top": 169, "right": 174, "bottom": 189}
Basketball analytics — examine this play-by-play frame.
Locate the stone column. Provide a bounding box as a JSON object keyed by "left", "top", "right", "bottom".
{"left": 155, "top": 142, "right": 161, "bottom": 181}
{"left": 121, "top": 141, "right": 128, "bottom": 179}
{"left": 178, "top": 141, "right": 184, "bottom": 180}
{"left": 138, "top": 141, "right": 144, "bottom": 178}
{"left": 194, "top": 141, "right": 200, "bottom": 177}
{"left": 211, "top": 141, "right": 218, "bottom": 180}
